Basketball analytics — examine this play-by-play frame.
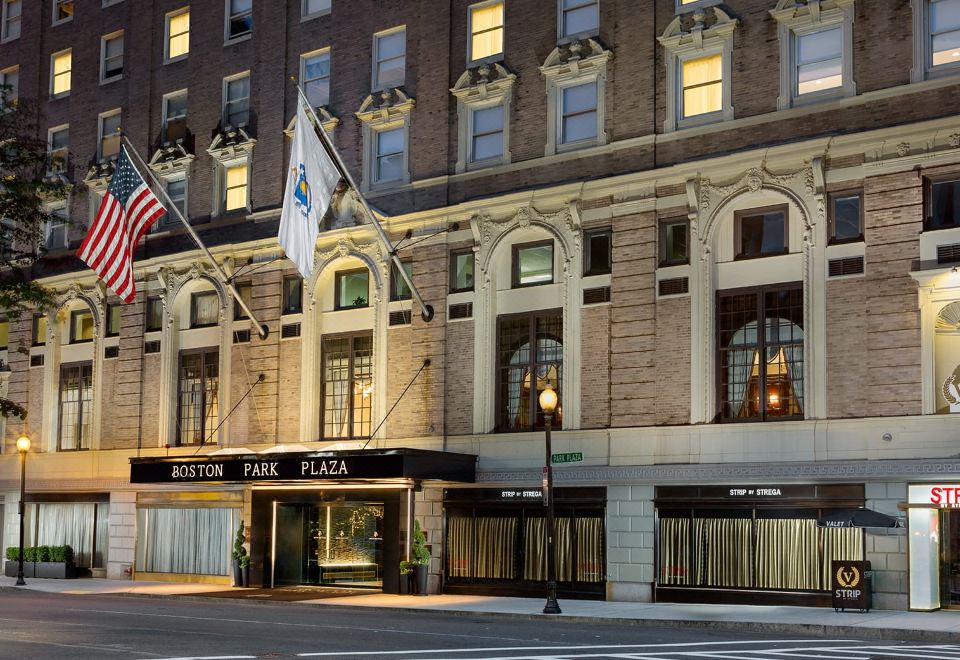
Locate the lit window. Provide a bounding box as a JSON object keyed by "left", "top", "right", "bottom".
{"left": 233, "top": 282, "right": 252, "bottom": 320}
{"left": 59, "top": 363, "right": 93, "bottom": 452}
{"left": 226, "top": 0, "right": 252, "bottom": 40}
{"left": 373, "top": 28, "right": 405, "bottom": 90}
{"left": 583, "top": 229, "right": 611, "bottom": 276}
{"left": 163, "top": 91, "right": 188, "bottom": 143}
{"left": 321, "top": 333, "right": 372, "bottom": 439}
{"left": 224, "top": 163, "right": 248, "bottom": 212}
{"left": 470, "top": 105, "right": 504, "bottom": 163}
{"left": 681, "top": 54, "right": 721, "bottom": 118}
{"left": 177, "top": 350, "right": 219, "bottom": 446}
{"left": 513, "top": 241, "right": 554, "bottom": 287}
{"left": 101, "top": 32, "right": 124, "bottom": 82}
{"left": 0, "top": 320, "right": 8, "bottom": 350}
{"left": 282, "top": 275, "right": 303, "bottom": 314}
{"left": 32, "top": 314, "right": 47, "bottom": 346}
{"left": 560, "top": 81, "right": 598, "bottom": 144}
{"left": 48, "top": 125, "right": 69, "bottom": 173}
{"left": 469, "top": 1, "right": 504, "bottom": 62}
{"left": 828, "top": 192, "right": 862, "bottom": 243}
{"left": 496, "top": 313, "right": 562, "bottom": 432}
{"left": 190, "top": 291, "right": 219, "bottom": 327}
{"left": 166, "top": 9, "right": 190, "bottom": 61}
{"left": 223, "top": 74, "right": 250, "bottom": 128}
{"left": 0, "top": 66, "right": 18, "bottom": 106}
{"left": 390, "top": 260, "right": 413, "bottom": 301}
{"left": 659, "top": 220, "right": 689, "bottom": 267}
{"left": 106, "top": 304, "right": 121, "bottom": 337}
{"left": 301, "top": 50, "right": 331, "bottom": 108}
{"left": 2, "top": 0, "right": 21, "bottom": 41}
{"left": 302, "top": 0, "right": 330, "bottom": 18}
{"left": 560, "top": 0, "right": 598, "bottom": 40}
{"left": 449, "top": 249, "right": 474, "bottom": 293}
{"left": 70, "top": 309, "right": 94, "bottom": 343}
{"left": 145, "top": 297, "right": 163, "bottom": 331}
{"left": 335, "top": 269, "right": 369, "bottom": 310}
{"left": 374, "top": 127, "right": 404, "bottom": 184}
{"left": 53, "top": 0, "right": 73, "bottom": 24}
{"left": 736, "top": 206, "right": 788, "bottom": 259}
{"left": 931, "top": 0, "right": 960, "bottom": 67}
{"left": 795, "top": 28, "right": 842, "bottom": 95}
{"left": 51, "top": 49, "right": 72, "bottom": 97}
{"left": 99, "top": 111, "right": 121, "bottom": 161}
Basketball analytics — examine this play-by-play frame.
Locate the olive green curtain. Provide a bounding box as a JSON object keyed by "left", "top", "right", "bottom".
{"left": 523, "top": 518, "right": 573, "bottom": 581}
{"left": 576, "top": 517, "right": 604, "bottom": 582}
{"left": 693, "top": 517, "right": 752, "bottom": 587}
{"left": 446, "top": 516, "right": 474, "bottom": 578}
{"left": 475, "top": 517, "right": 516, "bottom": 579}
{"left": 659, "top": 517, "right": 691, "bottom": 585}
{"left": 820, "top": 527, "right": 863, "bottom": 590}
{"left": 754, "top": 518, "right": 818, "bottom": 590}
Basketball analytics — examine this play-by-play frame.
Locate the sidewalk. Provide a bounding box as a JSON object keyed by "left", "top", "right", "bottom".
{"left": 2, "top": 576, "right": 959, "bottom": 643}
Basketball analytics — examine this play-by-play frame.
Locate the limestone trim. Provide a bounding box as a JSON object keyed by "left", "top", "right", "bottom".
{"left": 539, "top": 39, "right": 611, "bottom": 156}
{"left": 911, "top": 267, "right": 960, "bottom": 415}
{"left": 283, "top": 108, "right": 340, "bottom": 139}
{"left": 206, "top": 129, "right": 256, "bottom": 216}
{"left": 355, "top": 89, "right": 415, "bottom": 194}
{"left": 451, "top": 64, "right": 516, "bottom": 173}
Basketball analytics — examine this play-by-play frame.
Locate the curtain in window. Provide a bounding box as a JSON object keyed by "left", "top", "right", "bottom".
{"left": 784, "top": 344, "right": 805, "bottom": 414}
{"left": 475, "top": 517, "right": 516, "bottom": 579}
{"left": 193, "top": 293, "right": 219, "bottom": 325}
{"left": 726, "top": 321, "right": 758, "bottom": 417}
{"left": 659, "top": 517, "right": 692, "bottom": 585}
{"left": 820, "top": 527, "right": 863, "bottom": 590}
{"left": 136, "top": 508, "right": 234, "bottom": 576}
{"left": 523, "top": 517, "right": 572, "bottom": 582}
{"left": 754, "top": 518, "right": 818, "bottom": 590}
{"left": 576, "top": 517, "right": 603, "bottom": 582}
{"left": 693, "top": 517, "right": 752, "bottom": 587}
{"left": 35, "top": 503, "right": 96, "bottom": 567}
{"left": 446, "top": 516, "right": 474, "bottom": 578}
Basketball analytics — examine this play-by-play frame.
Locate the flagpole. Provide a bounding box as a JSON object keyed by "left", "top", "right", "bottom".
{"left": 293, "top": 85, "right": 434, "bottom": 323}
{"left": 120, "top": 136, "right": 269, "bottom": 339}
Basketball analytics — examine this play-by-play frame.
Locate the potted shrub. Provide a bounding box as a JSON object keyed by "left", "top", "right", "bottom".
{"left": 400, "top": 520, "right": 431, "bottom": 596}
{"left": 4, "top": 546, "right": 33, "bottom": 578}
{"left": 239, "top": 553, "right": 250, "bottom": 588}
{"left": 232, "top": 521, "right": 247, "bottom": 587}
{"left": 36, "top": 545, "right": 76, "bottom": 579}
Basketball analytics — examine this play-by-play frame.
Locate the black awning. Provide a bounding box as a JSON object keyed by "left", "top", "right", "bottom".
{"left": 129, "top": 448, "right": 476, "bottom": 485}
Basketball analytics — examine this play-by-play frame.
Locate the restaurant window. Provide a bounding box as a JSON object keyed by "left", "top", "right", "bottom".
{"left": 2, "top": 0, "right": 21, "bottom": 42}
{"left": 717, "top": 284, "right": 804, "bottom": 422}
{"left": 233, "top": 282, "right": 252, "bottom": 320}
{"left": 560, "top": 0, "right": 599, "bottom": 41}
{"left": 165, "top": 8, "right": 190, "bottom": 62}
{"left": 301, "top": 49, "right": 331, "bottom": 108}
{"left": 512, "top": 240, "right": 554, "bottom": 287}
{"left": 468, "top": 1, "right": 504, "bottom": 64}
{"left": 927, "top": 178, "right": 960, "bottom": 231}
{"left": 335, "top": 269, "right": 369, "bottom": 310}
{"left": 223, "top": 74, "right": 250, "bottom": 128}
{"left": 50, "top": 49, "right": 71, "bottom": 97}
{"left": 53, "top": 0, "right": 73, "bottom": 25}
{"left": 735, "top": 205, "right": 788, "bottom": 259}
{"left": 106, "top": 304, "right": 121, "bottom": 337}
{"left": 390, "top": 260, "right": 413, "bottom": 302}
{"left": 70, "top": 309, "right": 94, "bottom": 343}
{"left": 58, "top": 362, "right": 92, "bottom": 451}
{"left": 828, "top": 191, "right": 863, "bottom": 243}
{"left": 98, "top": 111, "right": 121, "bottom": 162}
{"left": 190, "top": 291, "right": 219, "bottom": 328}
{"left": 145, "top": 297, "right": 163, "bottom": 331}
{"left": 583, "top": 229, "right": 611, "bottom": 276}
{"left": 177, "top": 349, "right": 219, "bottom": 445}
{"left": 321, "top": 333, "right": 373, "bottom": 439}
{"left": 450, "top": 249, "right": 474, "bottom": 293}
{"left": 226, "top": 0, "right": 252, "bottom": 41}
{"left": 32, "top": 314, "right": 47, "bottom": 346}
{"left": 496, "top": 312, "right": 562, "bottom": 432}
{"left": 100, "top": 31, "right": 124, "bottom": 83}
{"left": 163, "top": 91, "right": 188, "bottom": 143}
{"left": 282, "top": 275, "right": 303, "bottom": 315}
{"left": 659, "top": 219, "right": 689, "bottom": 267}
{"left": 373, "top": 27, "right": 405, "bottom": 90}
{"left": 137, "top": 507, "right": 235, "bottom": 576}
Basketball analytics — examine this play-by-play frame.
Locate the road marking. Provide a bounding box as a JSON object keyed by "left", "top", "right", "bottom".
{"left": 2, "top": 634, "right": 165, "bottom": 657}
{"left": 153, "top": 657, "right": 256, "bottom": 660}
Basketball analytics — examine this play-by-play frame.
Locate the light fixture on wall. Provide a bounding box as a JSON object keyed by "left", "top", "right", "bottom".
{"left": 767, "top": 386, "right": 780, "bottom": 410}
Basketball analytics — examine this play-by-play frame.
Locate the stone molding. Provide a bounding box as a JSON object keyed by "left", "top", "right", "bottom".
{"left": 539, "top": 39, "right": 611, "bottom": 156}
{"left": 451, "top": 63, "right": 517, "bottom": 173}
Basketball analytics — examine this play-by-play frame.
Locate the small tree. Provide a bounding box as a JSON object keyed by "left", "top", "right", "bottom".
{"left": 232, "top": 520, "right": 247, "bottom": 564}
{"left": 400, "top": 520, "right": 430, "bottom": 574}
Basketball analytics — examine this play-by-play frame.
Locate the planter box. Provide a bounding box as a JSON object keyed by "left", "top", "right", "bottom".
{"left": 4, "top": 560, "right": 35, "bottom": 578}
{"left": 5, "top": 560, "right": 76, "bottom": 579}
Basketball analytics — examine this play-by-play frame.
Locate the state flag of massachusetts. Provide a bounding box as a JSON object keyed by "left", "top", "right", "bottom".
{"left": 279, "top": 99, "right": 341, "bottom": 279}
{"left": 77, "top": 146, "right": 166, "bottom": 303}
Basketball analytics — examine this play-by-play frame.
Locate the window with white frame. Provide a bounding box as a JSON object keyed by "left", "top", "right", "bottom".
{"left": 225, "top": 0, "right": 252, "bottom": 41}
{"left": 1, "top": 0, "right": 20, "bottom": 42}
{"left": 223, "top": 74, "right": 250, "bottom": 128}
{"left": 451, "top": 64, "right": 515, "bottom": 172}
{"left": 659, "top": 7, "right": 736, "bottom": 132}
{"left": 166, "top": 8, "right": 190, "bottom": 62}
{"left": 302, "top": 0, "right": 330, "bottom": 20}
{"left": 796, "top": 28, "right": 842, "bottom": 95}
{"left": 540, "top": 40, "right": 609, "bottom": 155}
{"left": 470, "top": 104, "right": 505, "bottom": 164}
{"left": 163, "top": 90, "right": 188, "bottom": 143}
{"left": 468, "top": 1, "right": 504, "bottom": 64}
{"left": 0, "top": 65, "right": 18, "bottom": 106}
{"left": 101, "top": 32, "right": 124, "bottom": 83}
{"left": 45, "top": 203, "right": 68, "bottom": 250}
{"left": 52, "top": 0, "right": 73, "bottom": 25}
{"left": 559, "top": 0, "right": 599, "bottom": 41}
{"left": 931, "top": 0, "right": 960, "bottom": 67}
{"left": 374, "top": 127, "right": 405, "bottom": 185}
{"left": 50, "top": 49, "right": 72, "bottom": 98}
{"left": 301, "top": 50, "right": 331, "bottom": 108}
{"left": 98, "top": 111, "right": 121, "bottom": 162}
{"left": 48, "top": 125, "right": 69, "bottom": 173}
{"left": 560, "top": 81, "right": 598, "bottom": 145}
{"left": 223, "top": 162, "right": 248, "bottom": 212}
{"left": 373, "top": 27, "right": 406, "bottom": 90}
{"left": 166, "top": 177, "right": 187, "bottom": 218}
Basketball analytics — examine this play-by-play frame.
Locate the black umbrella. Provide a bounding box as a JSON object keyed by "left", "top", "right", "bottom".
{"left": 817, "top": 508, "right": 904, "bottom": 529}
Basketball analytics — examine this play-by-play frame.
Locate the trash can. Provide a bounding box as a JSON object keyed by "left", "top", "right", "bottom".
{"left": 832, "top": 560, "right": 872, "bottom": 612}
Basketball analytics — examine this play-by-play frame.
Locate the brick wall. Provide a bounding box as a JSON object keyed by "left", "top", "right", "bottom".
{"left": 826, "top": 278, "right": 870, "bottom": 419}
{"left": 655, "top": 296, "right": 690, "bottom": 425}
{"left": 581, "top": 304, "right": 611, "bottom": 429}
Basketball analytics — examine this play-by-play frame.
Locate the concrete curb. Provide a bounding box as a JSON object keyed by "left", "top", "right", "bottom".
{"left": 4, "top": 587, "right": 955, "bottom": 644}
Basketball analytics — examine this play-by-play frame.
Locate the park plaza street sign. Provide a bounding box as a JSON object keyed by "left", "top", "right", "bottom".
{"left": 551, "top": 452, "right": 582, "bottom": 464}
{"left": 129, "top": 447, "right": 477, "bottom": 484}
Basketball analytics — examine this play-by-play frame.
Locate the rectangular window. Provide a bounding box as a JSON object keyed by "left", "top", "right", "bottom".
{"left": 58, "top": 363, "right": 92, "bottom": 451}
{"left": 583, "top": 229, "right": 611, "bottom": 276}
{"left": 0, "top": 320, "right": 9, "bottom": 350}
{"left": 70, "top": 309, "right": 94, "bottom": 343}
{"left": 513, "top": 240, "right": 554, "bottom": 287}
{"left": 736, "top": 205, "right": 788, "bottom": 259}
{"left": 2, "top": 0, "right": 20, "bottom": 41}
{"left": 223, "top": 74, "right": 250, "bottom": 128}
{"left": 469, "top": 1, "right": 504, "bottom": 63}
{"left": 166, "top": 9, "right": 190, "bottom": 61}
{"left": 163, "top": 177, "right": 186, "bottom": 223}
{"left": 51, "top": 49, "right": 72, "bottom": 97}
{"left": 163, "top": 91, "right": 188, "bottom": 143}
{"left": 190, "top": 291, "right": 219, "bottom": 328}
{"left": 471, "top": 105, "right": 504, "bottom": 163}
{"left": 321, "top": 333, "right": 373, "bottom": 439}
{"left": 717, "top": 284, "right": 804, "bottom": 422}
{"left": 224, "top": 163, "right": 248, "bottom": 212}
{"left": 106, "top": 304, "right": 121, "bottom": 337}
{"left": 233, "top": 281, "right": 252, "bottom": 320}
{"left": 45, "top": 206, "right": 67, "bottom": 250}
{"left": 796, "top": 27, "right": 842, "bottom": 96}
{"left": 145, "top": 297, "right": 163, "bottom": 331}
{"left": 497, "top": 312, "right": 562, "bottom": 431}
{"left": 373, "top": 27, "right": 406, "bottom": 90}
{"left": 390, "top": 260, "right": 413, "bottom": 302}
{"left": 375, "top": 127, "right": 404, "bottom": 184}
{"left": 560, "top": 82, "right": 598, "bottom": 145}
{"left": 301, "top": 50, "right": 331, "bottom": 108}
{"left": 931, "top": 0, "right": 960, "bottom": 67}
{"left": 450, "top": 249, "right": 475, "bottom": 293}
{"left": 32, "top": 314, "right": 47, "bottom": 346}
{"left": 0, "top": 66, "right": 18, "bottom": 106}
{"left": 226, "top": 0, "right": 252, "bottom": 40}
{"left": 282, "top": 275, "right": 303, "bottom": 315}
{"left": 681, "top": 54, "right": 721, "bottom": 118}
{"left": 99, "top": 111, "right": 121, "bottom": 161}
{"left": 336, "top": 269, "right": 369, "bottom": 310}
{"left": 53, "top": 0, "right": 73, "bottom": 24}
{"left": 302, "top": 0, "right": 330, "bottom": 19}
{"left": 560, "top": 0, "right": 599, "bottom": 39}
{"left": 928, "top": 178, "right": 960, "bottom": 231}
{"left": 101, "top": 32, "right": 124, "bottom": 82}
{"left": 177, "top": 350, "right": 219, "bottom": 445}
{"left": 659, "top": 219, "right": 689, "bottom": 267}
{"left": 48, "top": 125, "right": 69, "bottom": 172}
{"left": 828, "top": 191, "right": 863, "bottom": 243}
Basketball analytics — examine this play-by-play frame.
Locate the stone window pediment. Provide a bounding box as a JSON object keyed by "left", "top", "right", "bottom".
{"left": 451, "top": 63, "right": 516, "bottom": 172}
{"left": 355, "top": 88, "right": 415, "bottom": 192}
{"left": 284, "top": 106, "right": 340, "bottom": 139}
{"left": 206, "top": 127, "right": 256, "bottom": 163}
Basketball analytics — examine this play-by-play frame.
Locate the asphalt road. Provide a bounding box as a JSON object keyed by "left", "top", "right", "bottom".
{"left": 0, "top": 591, "right": 954, "bottom": 660}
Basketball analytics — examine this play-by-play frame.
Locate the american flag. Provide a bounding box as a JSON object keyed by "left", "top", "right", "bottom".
{"left": 77, "top": 146, "right": 166, "bottom": 303}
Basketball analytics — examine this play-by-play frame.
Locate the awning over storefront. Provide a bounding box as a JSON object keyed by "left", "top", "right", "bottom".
{"left": 129, "top": 448, "right": 476, "bottom": 484}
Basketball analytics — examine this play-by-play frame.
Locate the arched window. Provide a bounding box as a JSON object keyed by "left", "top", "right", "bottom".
{"left": 496, "top": 311, "right": 562, "bottom": 431}
{"left": 936, "top": 301, "right": 960, "bottom": 413}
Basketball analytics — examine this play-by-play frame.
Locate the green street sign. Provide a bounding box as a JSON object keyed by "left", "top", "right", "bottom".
{"left": 551, "top": 452, "right": 583, "bottom": 464}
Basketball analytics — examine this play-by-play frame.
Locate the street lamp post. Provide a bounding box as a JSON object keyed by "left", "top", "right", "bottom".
{"left": 538, "top": 386, "right": 561, "bottom": 615}
{"left": 15, "top": 435, "right": 30, "bottom": 586}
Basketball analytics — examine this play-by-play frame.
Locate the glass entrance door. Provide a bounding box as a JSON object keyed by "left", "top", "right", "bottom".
{"left": 941, "top": 509, "right": 960, "bottom": 608}
{"left": 275, "top": 502, "right": 384, "bottom": 588}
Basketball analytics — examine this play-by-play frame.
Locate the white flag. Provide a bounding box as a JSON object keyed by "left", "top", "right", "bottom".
{"left": 279, "top": 99, "right": 341, "bottom": 279}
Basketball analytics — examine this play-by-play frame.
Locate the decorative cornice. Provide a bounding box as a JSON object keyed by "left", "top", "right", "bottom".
{"left": 451, "top": 63, "right": 517, "bottom": 101}
{"left": 659, "top": 7, "right": 737, "bottom": 50}
{"left": 284, "top": 108, "right": 340, "bottom": 138}
{"left": 148, "top": 143, "right": 196, "bottom": 175}
{"left": 207, "top": 128, "right": 256, "bottom": 161}
{"left": 356, "top": 88, "right": 415, "bottom": 123}
{"left": 540, "top": 38, "right": 612, "bottom": 77}
{"left": 770, "top": 0, "right": 855, "bottom": 24}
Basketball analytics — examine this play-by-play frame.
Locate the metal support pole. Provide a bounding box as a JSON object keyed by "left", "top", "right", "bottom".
{"left": 15, "top": 448, "right": 26, "bottom": 586}
{"left": 543, "top": 412, "right": 561, "bottom": 614}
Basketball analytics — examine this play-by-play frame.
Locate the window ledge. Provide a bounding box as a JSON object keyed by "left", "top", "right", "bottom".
{"left": 301, "top": 10, "right": 331, "bottom": 22}
{"left": 224, "top": 33, "right": 252, "bottom": 47}
{"left": 0, "top": 36, "right": 18, "bottom": 45}
{"left": 99, "top": 75, "right": 122, "bottom": 87}
{"left": 50, "top": 92, "right": 71, "bottom": 101}
{"left": 676, "top": 111, "right": 725, "bottom": 132}
{"left": 164, "top": 54, "right": 188, "bottom": 66}
{"left": 52, "top": 18, "right": 73, "bottom": 28}
{"left": 558, "top": 31, "right": 599, "bottom": 46}
{"left": 468, "top": 54, "right": 505, "bottom": 69}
